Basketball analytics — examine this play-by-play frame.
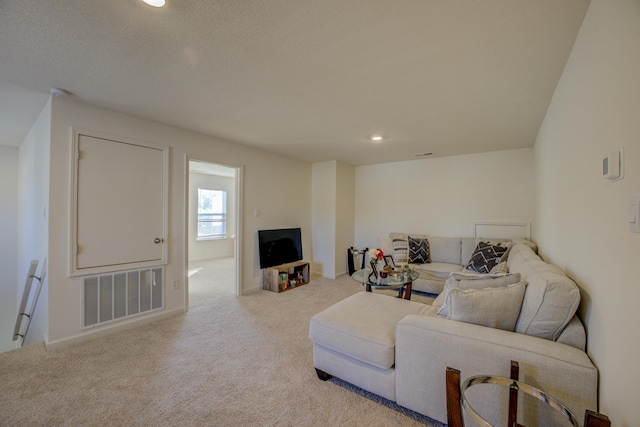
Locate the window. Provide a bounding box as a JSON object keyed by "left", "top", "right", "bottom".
{"left": 197, "top": 189, "right": 227, "bottom": 240}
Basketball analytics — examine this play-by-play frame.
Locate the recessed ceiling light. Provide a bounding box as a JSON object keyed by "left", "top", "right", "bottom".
{"left": 371, "top": 135, "right": 383, "bottom": 141}
{"left": 143, "top": 0, "right": 166, "bottom": 7}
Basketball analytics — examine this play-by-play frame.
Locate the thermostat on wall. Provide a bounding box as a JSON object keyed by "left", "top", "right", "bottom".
{"left": 602, "top": 150, "right": 620, "bottom": 180}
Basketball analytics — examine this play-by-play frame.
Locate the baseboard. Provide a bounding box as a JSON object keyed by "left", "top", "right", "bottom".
{"left": 242, "top": 285, "right": 262, "bottom": 295}
{"left": 309, "top": 271, "right": 347, "bottom": 280}
{"left": 44, "top": 308, "right": 184, "bottom": 351}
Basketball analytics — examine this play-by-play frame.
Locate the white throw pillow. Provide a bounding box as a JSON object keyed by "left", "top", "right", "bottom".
{"left": 391, "top": 237, "right": 408, "bottom": 264}
{"left": 447, "top": 282, "right": 527, "bottom": 331}
{"left": 437, "top": 273, "right": 521, "bottom": 316}
{"left": 432, "top": 291, "right": 447, "bottom": 308}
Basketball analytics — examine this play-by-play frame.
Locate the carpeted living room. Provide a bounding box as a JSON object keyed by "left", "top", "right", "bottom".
{"left": 0, "top": 259, "right": 439, "bottom": 426}
{"left": 1, "top": 1, "right": 639, "bottom": 426}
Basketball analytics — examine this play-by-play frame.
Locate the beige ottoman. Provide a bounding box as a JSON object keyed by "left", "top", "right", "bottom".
{"left": 309, "top": 291, "right": 429, "bottom": 400}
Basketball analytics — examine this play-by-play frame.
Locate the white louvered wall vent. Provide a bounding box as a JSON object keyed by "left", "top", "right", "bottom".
{"left": 83, "top": 267, "right": 163, "bottom": 328}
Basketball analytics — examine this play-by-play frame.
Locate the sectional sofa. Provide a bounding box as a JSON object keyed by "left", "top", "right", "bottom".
{"left": 309, "top": 235, "right": 598, "bottom": 425}
{"left": 378, "top": 232, "right": 537, "bottom": 295}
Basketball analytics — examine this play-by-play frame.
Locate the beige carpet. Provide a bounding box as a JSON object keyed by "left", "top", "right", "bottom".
{"left": 0, "top": 258, "right": 439, "bottom": 426}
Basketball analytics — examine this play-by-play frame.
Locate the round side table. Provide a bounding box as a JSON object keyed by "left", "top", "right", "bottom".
{"left": 461, "top": 374, "right": 580, "bottom": 427}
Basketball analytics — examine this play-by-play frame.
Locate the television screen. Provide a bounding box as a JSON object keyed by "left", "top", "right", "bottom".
{"left": 258, "top": 228, "right": 303, "bottom": 269}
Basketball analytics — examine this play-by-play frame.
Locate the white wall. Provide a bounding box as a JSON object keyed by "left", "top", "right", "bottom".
{"left": 0, "top": 146, "right": 19, "bottom": 352}
{"left": 311, "top": 161, "right": 356, "bottom": 278}
{"left": 17, "top": 99, "right": 51, "bottom": 347}
{"left": 335, "top": 161, "right": 355, "bottom": 276}
{"left": 43, "top": 96, "right": 311, "bottom": 347}
{"left": 354, "top": 148, "right": 534, "bottom": 249}
{"left": 188, "top": 172, "right": 236, "bottom": 262}
{"left": 311, "top": 161, "right": 337, "bottom": 277}
{"left": 533, "top": 1, "right": 640, "bottom": 424}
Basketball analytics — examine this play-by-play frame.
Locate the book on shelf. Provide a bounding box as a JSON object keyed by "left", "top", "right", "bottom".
{"left": 279, "top": 272, "right": 288, "bottom": 291}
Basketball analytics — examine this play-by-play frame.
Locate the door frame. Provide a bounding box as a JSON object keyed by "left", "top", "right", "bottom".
{"left": 183, "top": 155, "right": 243, "bottom": 307}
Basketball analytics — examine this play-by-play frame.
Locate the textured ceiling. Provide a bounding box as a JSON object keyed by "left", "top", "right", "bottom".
{"left": 0, "top": 0, "right": 590, "bottom": 165}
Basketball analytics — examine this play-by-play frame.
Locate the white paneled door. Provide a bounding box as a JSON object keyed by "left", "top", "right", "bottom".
{"left": 72, "top": 133, "right": 167, "bottom": 275}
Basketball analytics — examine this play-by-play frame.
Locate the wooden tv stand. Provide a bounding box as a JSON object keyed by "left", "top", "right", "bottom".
{"left": 263, "top": 261, "right": 310, "bottom": 292}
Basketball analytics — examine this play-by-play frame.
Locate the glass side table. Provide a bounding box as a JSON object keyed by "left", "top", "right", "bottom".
{"left": 446, "top": 361, "right": 611, "bottom": 427}
{"left": 461, "top": 375, "right": 580, "bottom": 426}
{"left": 351, "top": 268, "right": 420, "bottom": 300}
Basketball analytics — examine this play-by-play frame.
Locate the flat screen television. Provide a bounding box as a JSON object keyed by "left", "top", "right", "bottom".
{"left": 258, "top": 228, "right": 303, "bottom": 269}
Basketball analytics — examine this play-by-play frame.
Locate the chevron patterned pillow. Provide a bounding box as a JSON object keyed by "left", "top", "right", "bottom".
{"left": 408, "top": 236, "right": 430, "bottom": 264}
{"left": 466, "top": 241, "right": 509, "bottom": 273}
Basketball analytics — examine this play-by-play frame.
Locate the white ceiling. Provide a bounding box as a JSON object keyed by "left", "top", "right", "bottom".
{"left": 0, "top": 0, "right": 590, "bottom": 166}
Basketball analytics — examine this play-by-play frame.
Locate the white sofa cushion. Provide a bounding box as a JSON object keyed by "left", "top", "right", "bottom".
{"left": 426, "top": 236, "right": 462, "bottom": 264}
{"left": 308, "top": 292, "right": 427, "bottom": 370}
{"left": 508, "top": 244, "right": 581, "bottom": 340}
{"left": 512, "top": 237, "right": 538, "bottom": 253}
{"left": 412, "top": 262, "right": 462, "bottom": 280}
{"left": 410, "top": 262, "right": 463, "bottom": 295}
{"left": 435, "top": 272, "right": 522, "bottom": 316}
{"left": 447, "top": 282, "right": 527, "bottom": 331}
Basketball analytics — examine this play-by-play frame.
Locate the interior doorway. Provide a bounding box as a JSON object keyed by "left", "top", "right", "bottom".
{"left": 187, "top": 159, "right": 241, "bottom": 303}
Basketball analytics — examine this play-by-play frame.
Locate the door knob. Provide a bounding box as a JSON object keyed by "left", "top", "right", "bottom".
{"left": 154, "top": 238, "right": 164, "bottom": 244}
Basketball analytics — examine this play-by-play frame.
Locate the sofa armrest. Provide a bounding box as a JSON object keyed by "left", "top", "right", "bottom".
{"left": 394, "top": 314, "right": 598, "bottom": 425}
